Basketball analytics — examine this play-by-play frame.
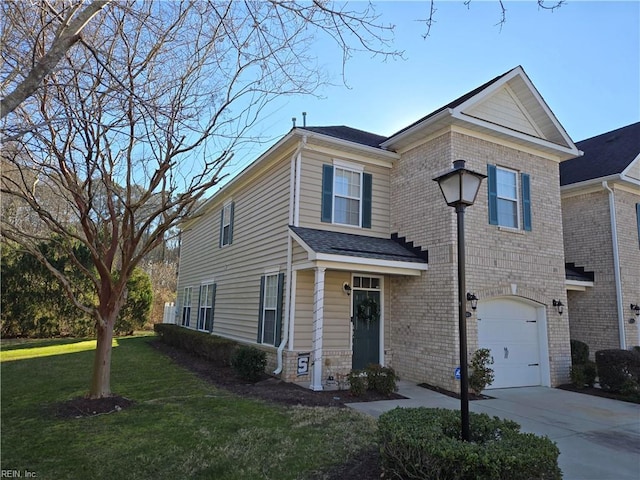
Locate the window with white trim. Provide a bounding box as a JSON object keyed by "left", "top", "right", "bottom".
{"left": 181, "top": 287, "right": 192, "bottom": 326}
{"left": 334, "top": 167, "right": 362, "bottom": 226}
{"left": 197, "top": 283, "right": 216, "bottom": 332}
{"left": 496, "top": 167, "right": 519, "bottom": 228}
{"left": 220, "top": 202, "right": 234, "bottom": 247}
{"left": 257, "top": 272, "right": 284, "bottom": 346}
{"left": 487, "top": 164, "right": 532, "bottom": 231}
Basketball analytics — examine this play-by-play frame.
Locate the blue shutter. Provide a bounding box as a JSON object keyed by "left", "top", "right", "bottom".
{"left": 636, "top": 203, "right": 640, "bottom": 247}
{"left": 362, "top": 173, "right": 372, "bottom": 229}
{"left": 321, "top": 164, "right": 333, "bottom": 223}
{"left": 257, "top": 276, "right": 265, "bottom": 343}
{"left": 228, "top": 202, "right": 234, "bottom": 244}
{"left": 218, "top": 208, "right": 224, "bottom": 247}
{"left": 521, "top": 173, "right": 532, "bottom": 231}
{"left": 487, "top": 164, "right": 498, "bottom": 225}
{"left": 275, "top": 273, "right": 285, "bottom": 345}
{"left": 197, "top": 285, "right": 203, "bottom": 330}
{"left": 209, "top": 284, "right": 216, "bottom": 333}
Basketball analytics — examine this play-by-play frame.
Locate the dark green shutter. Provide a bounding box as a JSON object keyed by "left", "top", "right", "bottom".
{"left": 209, "top": 284, "right": 216, "bottom": 333}
{"left": 521, "top": 173, "right": 532, "bottom": 231}
{"left": 228, "top": 202, "right": 234, "bottom": 244}
{"left": 362, "top": 173, "right": 372, "bottom": 229}
{"left": 321, "top": 164, "right": 333, "bottom": 223}
{"left": 257, "top": 276, "right": 265, "bottom": 343}
{"left": 275, "top": 273, "right": 285, "bottom": 345}
{"left": 197, "top": 285, "right": 203, "bottom": 329}
{"left": 487, "top": 164, "right": 498, "bottom": 225}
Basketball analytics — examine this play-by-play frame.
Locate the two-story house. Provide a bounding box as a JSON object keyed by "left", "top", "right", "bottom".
{"left": 560, "top": 122, "right": 640, "bottom": 356}
{"left": 175, "top": 66, "right": 581, "bottom": 392}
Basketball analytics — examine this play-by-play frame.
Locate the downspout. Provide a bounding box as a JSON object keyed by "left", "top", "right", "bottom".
{"left": 274, "top": 135, "right": 307, "bottom": 374}
{"left": 603, "top": 181, "right": 626, "bottom": 350}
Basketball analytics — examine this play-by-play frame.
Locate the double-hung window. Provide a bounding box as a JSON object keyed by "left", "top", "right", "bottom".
{"left": 321, "top": 162, "right": 372, "bottom": 228}
{"left": 181, "top": 287, "right": 192, "bottom": 326}
{"left": 257, "top": 272, "right": 284, "bottom": 346}
{"left": 488, "top": 164, "right": 531, "bottom": 231}
{"left": 197, "top": 283, "right": 216, "bottom": 332}
{"left": 219, "top": 202, "right": 234, "bottom": 247}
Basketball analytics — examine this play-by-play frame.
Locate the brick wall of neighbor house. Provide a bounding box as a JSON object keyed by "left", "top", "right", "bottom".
{"left": 562, "top": 189, "right": 620, "bottom": 354}
{"left": 615, "top": 188, "right": 640, "bottom": 348}
{"left": 390, "top": 129, "right": 571, "bottom": 391}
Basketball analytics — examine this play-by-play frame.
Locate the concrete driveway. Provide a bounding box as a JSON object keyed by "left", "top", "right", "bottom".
{"left": 347, "top": 381, "right": 640, "bottom": 480}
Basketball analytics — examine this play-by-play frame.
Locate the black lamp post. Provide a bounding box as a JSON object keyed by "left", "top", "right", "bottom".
{"left": 433, "top": 159, "right": 486, "bottom": 442}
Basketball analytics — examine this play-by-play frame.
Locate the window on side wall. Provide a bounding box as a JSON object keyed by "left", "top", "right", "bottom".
{"left": 197, "top": 283, "right": 216, "bottom": 332}
{"left": 487, "top": 164, "right": 531, "bottom": 231}
{"left": 220, "top": 202, "right": 234, "bottom": 247}
{"left": 257, "top": 273, "right": 284, "bottom": 346}
{"left": 181, "top": 287, "right": 192, "bottom": 326}
{"left": 321, "top": 163, "right": 372, "bottom": 228}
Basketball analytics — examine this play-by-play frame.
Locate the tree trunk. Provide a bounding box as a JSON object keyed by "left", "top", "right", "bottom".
{"left": 89, "top": 317, "right": 115, "bottom": 398}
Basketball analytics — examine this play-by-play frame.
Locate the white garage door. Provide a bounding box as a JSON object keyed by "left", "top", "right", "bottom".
{"left": 477, "top": 298, "right": 542, "bottom": 389}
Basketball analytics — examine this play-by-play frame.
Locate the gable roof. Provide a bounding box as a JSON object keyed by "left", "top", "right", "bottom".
{"left": 289, "top": 226, "right": 427, "bottom": 264}
{"left": 381, "top": 66, "right": 579, "bottom": 160}
{"left": 560, "top": 122, "right": 640, "bottom": 186}
{"left": 300, "top": 126, "right": 387, "bottom": 148}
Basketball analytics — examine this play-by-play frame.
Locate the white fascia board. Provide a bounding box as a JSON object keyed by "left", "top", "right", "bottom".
{"left": 452, "top": 112, "right": 581, "bottom": 160}
{"left": 380, "top": 109, "right": 452, "bottom": 150}
{"left": 621, "top": 154, "right": 640, "bottom": 177}
{"left": 289, "top": 229, "right": 315, "bottom": 257}
{"left": 294, "top": 259, "right": 425, "bottom": 277}
{"left": 302, "top": 129, "right": 399, "bottom": 162}
{"left": 566, "top": 280, "right": 594, "bottom": 291}
{"left": 313, "top": 253, "right": 427, "bottom": 272}
{"left": 560, "top": 174, "right": 640, "bottom": 195}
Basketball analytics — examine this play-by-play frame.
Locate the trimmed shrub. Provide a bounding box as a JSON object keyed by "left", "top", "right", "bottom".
{"left": 570, "top": 339, "right": 590, "bottom": 364}
{"left": 347, "top": 370, "right": 367, "bottom": 396}
{"left": 365, "top": 364, "right": 398, "bottom": 395}
{"left": 231, "top": 346, "right": 267, "bottom": 382}
{"left": 379, "top": 407, "right": 561, "bottom": 480}
{"left": 469, "top": 348, "right": 495, "bottom": 394}
{"left": 154, "top": 324, "right": 237, "bottom": 366}
{"left": 570, "top": 360, "right": 597, "bottom": 389}
{"left": 595, "top": 349, "right": 640, "bottom": 393}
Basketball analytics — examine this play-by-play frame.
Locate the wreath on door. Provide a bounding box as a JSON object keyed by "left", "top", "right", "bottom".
{"left": 356, "top": 297, "right": 380, "bottom": 327}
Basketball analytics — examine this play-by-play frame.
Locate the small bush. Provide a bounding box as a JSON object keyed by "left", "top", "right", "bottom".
{"left": 469, "top": 348, "right": 495, "bottom": 394}
{"left": 231, "top": 346, "right": 267, "bottom": 382}
{"left": 154, "top": 324, "right": 237, "bottom": 366}
{"left": 348, "top": 370, "right": 367, "bottom": 396}
{"left": 365, "top": 364, "right": 398, "bottom": 395}
{"left": 570, "top": 339, "right": 590, "bottom": 364}
{"left": 595, "top": 349, "right": 640, "bottom": 393}
{"left": 378, "top": 407, "right": 561, "bottom": 480}
{"left": 570, "top": 360, "right": 597, "bottom": 389}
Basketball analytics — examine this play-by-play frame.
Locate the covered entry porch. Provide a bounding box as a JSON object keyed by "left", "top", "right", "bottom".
{"left": 288, "top": 226, "right": 428, "bottom": 390}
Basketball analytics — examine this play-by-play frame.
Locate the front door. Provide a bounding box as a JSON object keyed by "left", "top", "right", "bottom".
{"left": 352, "top": 289, "right": 381, "bottom": 370}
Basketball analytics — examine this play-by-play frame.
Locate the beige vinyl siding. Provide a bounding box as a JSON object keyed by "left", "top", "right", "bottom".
{"left": 297, "top": 150, "right": 391, "bottom": 236}
{"left": 466, "top": 86, "right": 539, "bottom": 137}
{"left": 176, "top": 153, "right": 291, "bottom": 343}
{"left": 626, "top": 161, "right": 640, "bottom": 181}
{"left": 293, "top": 270, "right": 314, "bottom": 350}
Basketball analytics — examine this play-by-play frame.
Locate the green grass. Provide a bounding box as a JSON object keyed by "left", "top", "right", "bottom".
{"left": 1, "top": 336, "right": 376, "bottom": 479}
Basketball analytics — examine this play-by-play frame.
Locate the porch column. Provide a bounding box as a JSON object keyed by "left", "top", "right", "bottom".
{"left": 311, "top": 267, "right": 326, "bottom": 391}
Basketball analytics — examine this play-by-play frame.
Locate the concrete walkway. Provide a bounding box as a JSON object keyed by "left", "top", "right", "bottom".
{"left": 347, "top": 381, "right": 640, "bottom": 480}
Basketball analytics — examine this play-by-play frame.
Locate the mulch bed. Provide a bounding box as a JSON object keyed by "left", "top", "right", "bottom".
{"left": 418, "top": 382, "right": 493, "bottom": 400}
{"left": 557, "top": 383, "right": 640, "bottom": 404}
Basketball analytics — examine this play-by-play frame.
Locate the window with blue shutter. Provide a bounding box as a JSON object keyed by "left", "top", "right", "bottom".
{"left": 320, "top": 164, "right": 372, "bottom": 229}
{"left": 220, "top": 202, "right": 234, "bottom": 247}
{"left": 257, "top": 272, "right": 284, "bottom": 346}
{"left": 487, "top": 164, "right": 531, "bottom": 231}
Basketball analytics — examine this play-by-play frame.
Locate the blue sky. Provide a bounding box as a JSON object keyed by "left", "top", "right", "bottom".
{"left": 224, "top": 0, "right": 639, "bottom": 179}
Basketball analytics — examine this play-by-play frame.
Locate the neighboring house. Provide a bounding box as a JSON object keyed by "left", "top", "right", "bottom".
{"left": 560, "top": 122, "right": 640, "bottom": 355}
{"left": 176, "top": 66, "right": 581, "bottom": 392}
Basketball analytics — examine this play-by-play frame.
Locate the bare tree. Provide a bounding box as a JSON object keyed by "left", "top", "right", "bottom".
{"left": 1, "top": 0, "right": 113, "bottom": 118}
{"left": 1, "top": 1, "right": 398, "bottom": 398}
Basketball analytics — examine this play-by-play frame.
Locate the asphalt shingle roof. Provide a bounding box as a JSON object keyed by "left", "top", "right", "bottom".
{"left": 560, "top": 122, "right": 640, "bottom": 186}
{"left": 299, "top": 126, "right": 387, "bottom": 148}
{"left": 290, "top": 226, "right": 427, "bottom": 264}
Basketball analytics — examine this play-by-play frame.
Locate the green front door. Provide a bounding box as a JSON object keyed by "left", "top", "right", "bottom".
{"left": 352, "top": 290, "right": 381, "bottom": 370}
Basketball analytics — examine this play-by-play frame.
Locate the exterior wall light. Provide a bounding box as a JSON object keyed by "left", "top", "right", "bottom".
{"left": 552, "top": 299, "right": 564, "bottom": 315}
{"left": 466, "top": 292, "right": 479, "bottom": 310}
{"left": 343, "top": 283, "right": 351, "bottom": 296}
{"left": 433, "top": 159, "right": 486, "bottom": 443}
{"left": 631, "top": 304, "right": 640, "bottom": 316}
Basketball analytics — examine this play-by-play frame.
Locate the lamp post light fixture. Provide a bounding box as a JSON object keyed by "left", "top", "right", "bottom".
{"left": 433, "top": 160, "right": 486, "bottom": 442}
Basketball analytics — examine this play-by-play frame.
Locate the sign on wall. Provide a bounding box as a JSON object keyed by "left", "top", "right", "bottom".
{"left": 297, "top": 352, "right": 310, "bottom": 376}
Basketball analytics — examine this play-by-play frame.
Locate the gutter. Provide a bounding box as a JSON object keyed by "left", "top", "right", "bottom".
{"left": 603, "top": 181, "right": 626, "bottom": 349}
{"left": 274, "top": 135, "right": 307, "bottom": 375}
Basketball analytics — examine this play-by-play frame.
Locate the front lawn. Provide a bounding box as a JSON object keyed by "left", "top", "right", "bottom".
{"left": 1, "top": 336, "right": 376, "bottom": 479}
